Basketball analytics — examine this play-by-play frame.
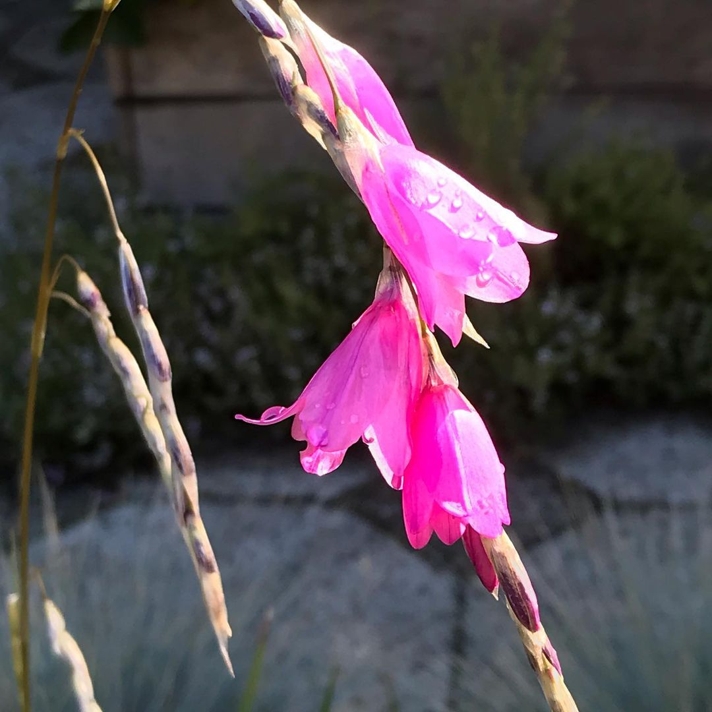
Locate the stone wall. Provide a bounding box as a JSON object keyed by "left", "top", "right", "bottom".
{"left": 107, "top": 0, "right": 712, "bottom": 204}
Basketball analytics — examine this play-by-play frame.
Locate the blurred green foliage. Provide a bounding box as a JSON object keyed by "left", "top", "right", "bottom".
{"left": 0, "top": 171, "right": 380, "bottom": 478}
{"left": 5, "top": 7, "right": 712, "bottom": 478}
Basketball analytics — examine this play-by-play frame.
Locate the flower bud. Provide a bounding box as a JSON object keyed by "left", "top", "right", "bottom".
{"left": 233, "top": 0, "right": 287, "bottom": 39}
{"left": 483, "top": 534, "right": 541, "bottom": 633}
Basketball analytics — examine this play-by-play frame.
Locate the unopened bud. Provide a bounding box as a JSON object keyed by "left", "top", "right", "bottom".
{"left": 483, "top": 534, "right": 541, "bottom": 633}
{"left": 542, "top": 638, "right": 562, "bottom": 676}
{"left": 233, "top": 0, "right": 287, "bottom": 39}
{"left": 118, "top": 241, "right": 148, "bottom": 316}
{"left": 260, "top": 37, "right": 299, "bottom": 109}
{"left": 463, "top": 527, "right": 499, "bottom": 596}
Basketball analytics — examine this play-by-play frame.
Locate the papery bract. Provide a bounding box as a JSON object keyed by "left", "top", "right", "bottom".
{"left": 236, "top": 270, "right": 423, "bottom": 481}
{"left": 401, "top": 382, "right": 510, "bottom": 554}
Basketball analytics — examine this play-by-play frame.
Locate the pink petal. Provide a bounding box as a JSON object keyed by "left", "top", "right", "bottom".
{"left": 430, "top": 505, "right": 466, "bottom": 545}
{"left": 402, "top": 464, "right": 434, "bottom": 549}
{"left": 359, "top": 157, "right": 467, "bottom": 340}
{"left": 295, "top": 303, "right": 393, "bottom": 452}
{"left": 300, "top": 443, "right": 347, "bottom": 475}
{"left": 235, "top": 402, "right": 301, "bottom": 426}
{"left": 292, "top": 18, "right": 414, "bottom": 147}
{"left": 380, "top": 142, "right": 554, "bottom": 250}
{"left": 418, "top": 386, "right": 509, "bottom": 538}
{"left": 463, "top": 527, "right": 499, "bottom": 594}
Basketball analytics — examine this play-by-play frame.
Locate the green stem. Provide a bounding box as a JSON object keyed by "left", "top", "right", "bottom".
{"left": 16, "top": 9, "right": 112, "bottom": 711}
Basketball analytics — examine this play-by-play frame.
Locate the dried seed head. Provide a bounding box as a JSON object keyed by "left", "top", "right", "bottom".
{"left": 119, "top": 241, "right": 148, "bottom": 316}
{"left": 135, "top": 313, "right": 172, "bottom": 383}
{"left": 76, "top": 271, "right": 109, "bottom": 318}
{"left": 233, "top": 0, "right": 288, "bottom": 39}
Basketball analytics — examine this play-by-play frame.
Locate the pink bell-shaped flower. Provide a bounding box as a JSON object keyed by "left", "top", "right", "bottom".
{"left": 280, "top": 3, "right": 556, "bottom": 344}
{"left": 236, "top": 257, "right": 423, "bottom": 481}
{"left": 400, "top": 350, "right": 509, "bottom": 593}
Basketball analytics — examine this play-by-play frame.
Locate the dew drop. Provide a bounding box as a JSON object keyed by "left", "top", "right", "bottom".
{"left": 426, "top": 190, "right": 442, "bottom": 207}
{"left": 475, "top": 210, "right": 485, "bottom": 222}
{"left": 326, "top": 402, "right": 336, "bottom": 410}
{"left": 360, "top": 366, "right": 370, "bottom": 378}
{"left": 449, "top": 194, "right": 463, "bottom": 212}
{"left": 437, "top": 176, "right": 448, "bottom": 187}
{"left": 510, "top": 271, "right": 521, "bottom": 285}
{"left": 459, "top": 225, "right": 475, "bottom": 239}
{"left": 488, "top": 226, "right": 516, "bottom": 247}
{"left": 475, "top": 269, "right": 493, "bottom": 287}
{"left": 350, "top": 414, "right": 359, "bottom": 424}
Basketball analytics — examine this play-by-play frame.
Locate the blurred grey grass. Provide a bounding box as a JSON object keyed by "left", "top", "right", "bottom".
{"left": 56, "top": 130, "right": 232, "bottom": 673}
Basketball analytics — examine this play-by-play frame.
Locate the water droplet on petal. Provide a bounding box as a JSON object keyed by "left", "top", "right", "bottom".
{"left": 437, "top": 176, "right": 448, "bottom": 187}
{"left": 350, "top": 414, "right": 359, "bottom": 424}
{"left": 426, "top": 190, "right": 442, "bottom": 207}
{"left": 459, "top": 225, "right": 475, "bottom": 239}
{"left": 488, "top": 226, "right": 516, "bottom": 247}
{"left": 360, "top": 366, "right": 370, "bottom": 378}
{"left": 314, "top": 403, "right": 322, "bottom": 409}
{"left": 326, "top": 402, "right": 336, "bottom": 411}
{"left": 449, "top": 194, "right": 463, "bottom": 212}
{"left": 476, "top": 269, "right": 493, "bottom": 287}
{"left": 510, "top": 271, "right": 520, "bottom": 285}
{"left": 475, "top": 210, "right": 485, "bottom": 222}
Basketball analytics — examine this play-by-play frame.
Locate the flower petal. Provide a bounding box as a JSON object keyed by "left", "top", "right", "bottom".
{"left": 431, "top": 387, "right": 509, "bottom": 538}
{"left": 431, "top": 505, "right": 466, "bottom": 545}
{"left": 463, "top": 528, "right": 499, "bottom": 594}
{"left": 235, "top": 402, "right": 301, "bottom": 426}
{"left": 300, "top": 443, "right": 347, "bottom": 475}
{"left": 286, "top": 11, "right": 414, "bottom": 146}
{"left": 402, "top": 470, "right": 434, "bottom": 549}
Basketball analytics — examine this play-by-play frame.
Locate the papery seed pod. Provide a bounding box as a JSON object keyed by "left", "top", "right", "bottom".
{"left": 233, "top": 0, "right": 288, "bottom": 39}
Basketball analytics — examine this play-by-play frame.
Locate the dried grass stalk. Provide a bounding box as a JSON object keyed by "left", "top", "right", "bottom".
{"left": 39, "top": 588, "right": 102, "bottom": 712}
{"left": 482, "top": 533, "right": 579, "bottom": 712}
{"left": 75, "top": 268, "right": 233, "bottom": 674}
{"left": 6, "top": 593, "right": 27, "bottom": 711}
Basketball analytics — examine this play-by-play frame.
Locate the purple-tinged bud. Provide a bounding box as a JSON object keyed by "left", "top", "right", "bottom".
{"left": 118, "top": 242, "right": 148, "bottom": 316}
{"left": 259, "top": 37, "right": 298, "bottom": 109}
{"left": 233, "top": 0, "right": 287, "bottom": 39}
{"left": 483, "top": 535, "right": 541, "bottom": 633}
{"left": 543, "top": 638, "right": 562, "bottom": 676}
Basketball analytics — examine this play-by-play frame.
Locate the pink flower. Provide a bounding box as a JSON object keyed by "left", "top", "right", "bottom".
{"left": 401, "top": 379, "right": 509, "bottom": 590}
{"left": 281, "top": 4, "right": 556, "bottom": 344}
{"left": 235, "top": 266, "right": 423, "bottom": 481}
{"left": 280, "top": 2, "right": 413, "bottom": 147}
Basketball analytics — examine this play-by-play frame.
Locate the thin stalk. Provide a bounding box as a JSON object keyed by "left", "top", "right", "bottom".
{"left": 16, "top": 8, "right": 112, "bottom": 710}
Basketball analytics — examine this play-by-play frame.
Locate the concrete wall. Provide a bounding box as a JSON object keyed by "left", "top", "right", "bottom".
{"left": 107, "top": 0, "right": 712, "bottom": 205}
